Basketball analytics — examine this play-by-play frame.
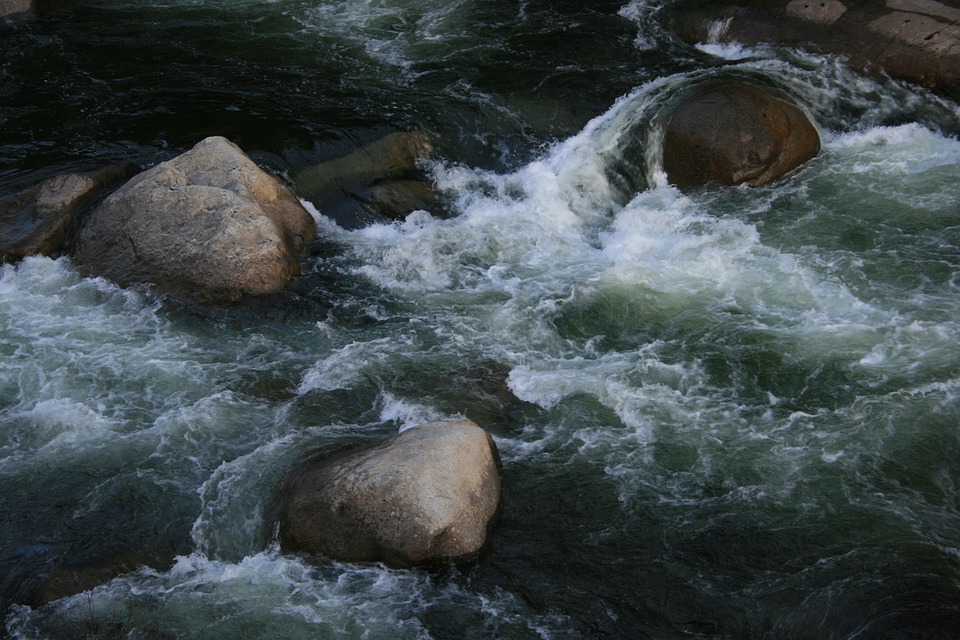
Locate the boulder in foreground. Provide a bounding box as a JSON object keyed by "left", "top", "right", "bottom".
{"left": 74, "top": 136, "right": 316, "bottom": 303}
{"left": 280, "top": 419, "right": 501, "bottom": 567}
{"left": 661, "top": 81, "right": 820, "bottom": 189}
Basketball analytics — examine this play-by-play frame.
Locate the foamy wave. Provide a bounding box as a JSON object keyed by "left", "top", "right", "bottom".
{"left": 7, "top": 550, "right": 578, "bottom": 639}
{"left": 826, "top": 123, "right": 960, "bottom": 174}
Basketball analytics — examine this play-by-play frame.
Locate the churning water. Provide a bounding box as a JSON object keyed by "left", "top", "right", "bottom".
{"left": 3, "top": 0, "right": 960, "bottom": 638}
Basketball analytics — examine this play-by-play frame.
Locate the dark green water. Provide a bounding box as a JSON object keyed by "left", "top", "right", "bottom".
{"left": 3, "top": 1, "right": 960, "bottom": 638}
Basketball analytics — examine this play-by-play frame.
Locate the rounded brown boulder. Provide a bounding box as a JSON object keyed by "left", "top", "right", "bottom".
{"left": 279, "top": 419, "right": 501, "bottom": 568}
{"left": 661, "top": 81, "right": 820, "bottom": 189}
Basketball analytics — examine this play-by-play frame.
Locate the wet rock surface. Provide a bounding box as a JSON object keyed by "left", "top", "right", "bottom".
{"left": 0, "top": 162, "right": 139, "bottom": 263}
{"left": 74, "top": 136, "right": 316, "bottom": 303}
{"left": 665, "top": 0, "right": 960, "bottom": 103}
{"left": 662, "top": 81, "right": 821, "bottom": 189}
{"left": 280, "top": 419, "right": 502, "bottom": 568}
{"left": 294, "top": 131, "right": 438, "bottom": 228}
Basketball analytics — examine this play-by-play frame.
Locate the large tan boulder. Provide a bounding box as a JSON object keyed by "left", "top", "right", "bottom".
{"left": 661, "top": 81, "right": 820, "bottom": 189}
{"left": 74, "top": 136, "right": 315, "bottom": 303}
{"left": 280, "top": 419, "right": 501, "bottom": 567}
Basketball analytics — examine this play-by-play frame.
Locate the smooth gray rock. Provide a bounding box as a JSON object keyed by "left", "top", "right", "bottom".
{"left": 74, "top": 136, "right": 315, "bottom": 303}
{"left": 280, "top": 419, "right": 501, "bottom": 567}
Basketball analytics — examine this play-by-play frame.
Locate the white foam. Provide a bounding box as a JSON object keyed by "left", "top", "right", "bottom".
{"left": 297, "top": 336, "right": 409, "bottom": 394}
{"left": 600, "top": 186, "right": 761, "bottom": 290}
{"left": 191, "top": 433, "right": 303, "bottom": 560}
{"left": 695, "top": 41, "right": 761, "bottom": 61}
{"left": 297, "top": 76, "right": 959, "bottom": 474}
{"left": 296, "top": 0, "right": 478, "bottom": 77}
{"left": 24, "top": 398, "right": 120, "bottom": 451}
{"left": 7, "top": 550, "right": 575, "bottom": 638}
{"left": 298, "top": 197, "right": 326, "bottom": 228}
{"left": 378, "top": 392, "right": 450, "bottom": 431}
{"left": 826, "top": 123, "right": 960, "bottom": 174}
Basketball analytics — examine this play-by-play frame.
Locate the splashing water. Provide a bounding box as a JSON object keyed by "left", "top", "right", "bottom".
{"left": 3, "top": 1, "right": 960, "bottom": 638}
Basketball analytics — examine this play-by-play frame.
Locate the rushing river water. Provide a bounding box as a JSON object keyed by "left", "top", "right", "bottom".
{"left": 3, "top": 1, "right": 960, "bottom": 638}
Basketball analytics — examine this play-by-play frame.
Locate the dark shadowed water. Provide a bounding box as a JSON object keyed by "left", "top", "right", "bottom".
{"left": 3, "top": 1, "right": 960, "bottom": 638}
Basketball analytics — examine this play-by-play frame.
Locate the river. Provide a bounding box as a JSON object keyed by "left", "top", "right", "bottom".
{"left": 3, "top": 1, "right": 960, "bottom": 638}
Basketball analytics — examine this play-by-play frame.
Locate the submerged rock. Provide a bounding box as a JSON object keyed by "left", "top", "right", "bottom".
{"left": 0, "top": 163, "right": 140, "bottom": 263}
{"left": 23, "top": 550, "right": 177, "bottom": 607}
{"left": 293, "top": 131, "right": 437, "bottom": 228}
{"left": 661, "top": 81, "right": 820, "bottom": 189}
{"left": 280, "top": 419, "right": 501, "bottom": 567}
{"left": 74, "top": 136, "right": 316, "bottom": 303}
{"left": 359, "top": 178, "right": 438, "bottom": 220}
